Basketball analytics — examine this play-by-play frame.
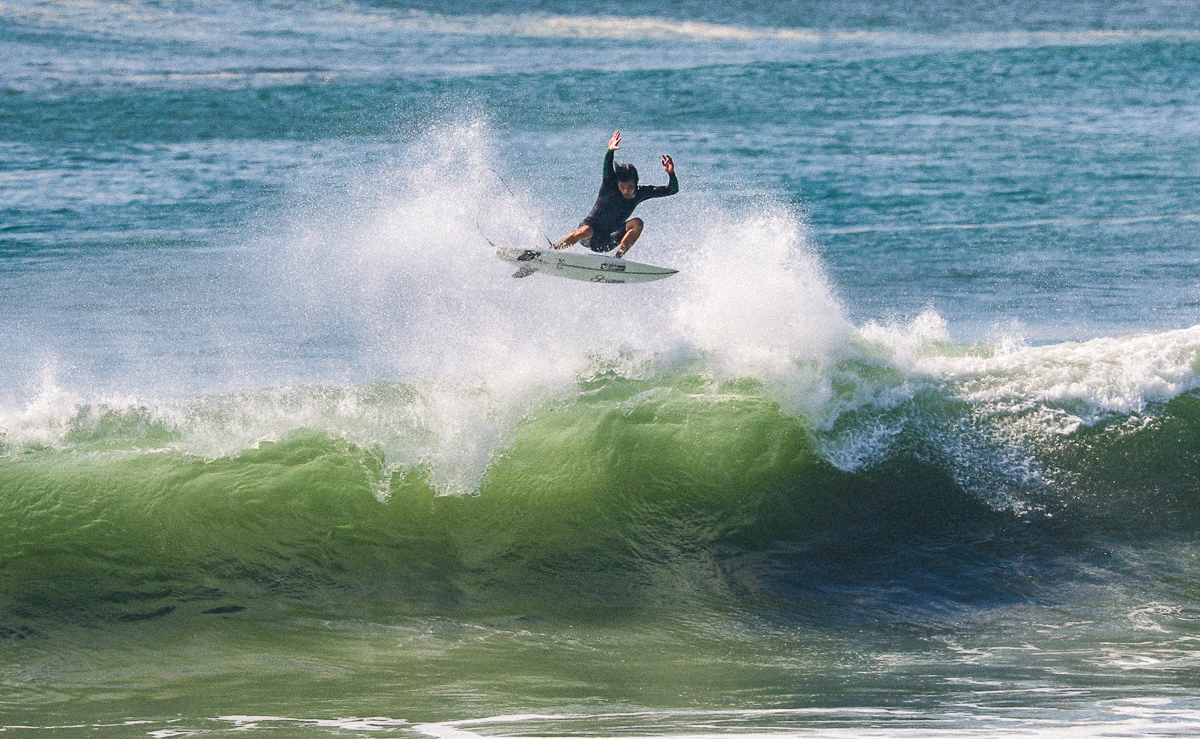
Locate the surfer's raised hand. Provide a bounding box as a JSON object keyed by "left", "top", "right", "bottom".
{"left": 661, "top": 154, "right": 674, "bottom": 174}
{"left": 608, "top": 130, "right": 621, "bottom": 151}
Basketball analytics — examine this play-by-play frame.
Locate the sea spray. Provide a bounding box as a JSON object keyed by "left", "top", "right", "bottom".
{"left": 217, "top": 121, "right": 855, "bottom": 492}
{"left": 671, "top": 209, "right": 852, "bottom": 417}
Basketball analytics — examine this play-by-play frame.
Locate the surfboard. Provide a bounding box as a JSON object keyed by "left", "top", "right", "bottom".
{"left": 495, "top": 247, "right": 677, "bottom": 283}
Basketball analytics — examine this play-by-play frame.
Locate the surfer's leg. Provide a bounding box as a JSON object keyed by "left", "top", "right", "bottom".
{"left": 614, "top": 218, "right": 643, "bottom": 258}
{"left": 554, "top": 224, "right": 592, "bottom": 249}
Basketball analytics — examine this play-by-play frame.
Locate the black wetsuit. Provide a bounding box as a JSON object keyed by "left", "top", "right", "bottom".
{"left": 580, "top": 149, "right": 679, "bottom": 252}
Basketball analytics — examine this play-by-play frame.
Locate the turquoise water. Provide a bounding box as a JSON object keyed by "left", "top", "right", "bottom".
{"left": 3, "top": 1, "right": 1200, "bottom": 735}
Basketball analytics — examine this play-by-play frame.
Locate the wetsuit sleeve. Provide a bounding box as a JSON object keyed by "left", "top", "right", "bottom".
{"left": 602, "top": 149, "right": 616, "bottom": 184}
{"left": 636, "top": 171, "right": 679, "bottom": 200}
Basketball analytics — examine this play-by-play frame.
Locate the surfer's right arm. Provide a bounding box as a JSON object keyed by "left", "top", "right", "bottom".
{"left": 602, "top": 130, "right": 620, "bottom": 183}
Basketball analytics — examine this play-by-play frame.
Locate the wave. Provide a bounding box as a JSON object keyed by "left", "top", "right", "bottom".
{"left": 3, "top": 321, "right": 1200, "bottom": 628}
{"left": 4, "top": 120, "right": 1200, "bottom": 627}
{"left": 393, "top": 17, "right": 1200, "bottom": 48}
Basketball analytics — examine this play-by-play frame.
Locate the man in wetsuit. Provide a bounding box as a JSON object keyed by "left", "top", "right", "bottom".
{"left": 554, "top": 130, "right": 678, "bottom": 258}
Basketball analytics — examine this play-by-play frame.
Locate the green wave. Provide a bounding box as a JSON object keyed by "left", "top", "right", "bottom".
{"left": 0, "top": 377, "right": 816, "bottom": 622}
{"left": 3, "top": 369, "right": 1200, "bottom": 628}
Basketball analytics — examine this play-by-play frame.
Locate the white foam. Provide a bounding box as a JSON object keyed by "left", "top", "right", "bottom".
{"left": 410, "top": 705, "right": 1200, "bottom": 739}
{"left": 853, "top": 316, "right": 1200, "bottom": 424}
{"left": 0, "top": 366, "right": 83, "bottom": 450}
{"left": 924, "top": 326, "right": 1200, "bottom": 421}
{"left": 215, "top": 715, "right": 407, "bottom": 733}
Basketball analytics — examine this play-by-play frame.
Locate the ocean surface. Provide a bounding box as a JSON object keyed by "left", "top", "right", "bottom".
{"left": 3, "top": 0, "right": 1200, "bottom": 735}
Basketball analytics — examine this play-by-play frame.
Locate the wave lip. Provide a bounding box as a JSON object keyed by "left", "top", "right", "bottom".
{"left": 904, "top": 322, "right": 1200, "bottom": 425}
{"left": 5, "top": 321, "right": 1200, "bottom": 497}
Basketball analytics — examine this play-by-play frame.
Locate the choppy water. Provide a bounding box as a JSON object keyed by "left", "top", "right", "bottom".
{"left": 3, "top": 1, "right": 1200, "bottom": 736}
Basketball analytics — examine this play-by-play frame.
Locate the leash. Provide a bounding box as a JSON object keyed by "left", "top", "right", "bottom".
{"left": 475, "top": 168, "right": 555, "bottom": 249}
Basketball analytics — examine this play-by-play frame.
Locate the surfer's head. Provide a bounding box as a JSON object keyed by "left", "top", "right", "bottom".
{"left": 615, "top": 163, "right": 638, "bottom": 198}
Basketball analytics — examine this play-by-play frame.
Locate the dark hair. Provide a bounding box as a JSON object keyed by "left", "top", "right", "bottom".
{"left": 614, "top": 163, "right": 639, "bottom": 184}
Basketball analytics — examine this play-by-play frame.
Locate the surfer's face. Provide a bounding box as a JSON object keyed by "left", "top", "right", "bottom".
{"left": 617, "top": 179, "right": 637, "bottom": 199}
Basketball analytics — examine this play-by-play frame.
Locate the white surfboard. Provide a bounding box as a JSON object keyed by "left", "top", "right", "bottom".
{"left": 495, "top": 247, "right": 677, "bottom": 284}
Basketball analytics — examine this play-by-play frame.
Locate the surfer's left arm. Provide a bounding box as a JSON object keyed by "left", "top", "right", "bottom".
{"left": 662, "top": 154, "right": 678, "bottom": 195}
{"left": 640, "top": 154, "right": 679, "bottom": 199}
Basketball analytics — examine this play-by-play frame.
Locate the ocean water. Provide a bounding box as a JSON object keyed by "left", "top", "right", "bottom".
{"left": 3, "top": 0, "right": 1200, "bottom": 735}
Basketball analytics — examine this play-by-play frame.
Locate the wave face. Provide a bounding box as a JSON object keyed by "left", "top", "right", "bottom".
{"left": 5, "top": 318, "right": 1200, "bottom": 628}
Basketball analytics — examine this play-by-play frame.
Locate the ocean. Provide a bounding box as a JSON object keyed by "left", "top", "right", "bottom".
{"left": 3, "top": 0, "right": 1200, "bottom": 735}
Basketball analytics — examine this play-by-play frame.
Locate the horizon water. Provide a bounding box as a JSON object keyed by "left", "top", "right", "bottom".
{"left": 3, "top": 1, "right": 1200, "bottom": 736}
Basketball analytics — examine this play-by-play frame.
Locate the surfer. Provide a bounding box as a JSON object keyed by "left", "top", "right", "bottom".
{"left": 554, "top": 130, "right": 678, "bottom": 258}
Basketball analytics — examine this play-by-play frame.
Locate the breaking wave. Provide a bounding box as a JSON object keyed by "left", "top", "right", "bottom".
{"left": 3, "top": 121, "right": 1199, "bottom": 630}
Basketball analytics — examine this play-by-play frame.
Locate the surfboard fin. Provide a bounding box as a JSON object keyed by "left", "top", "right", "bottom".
{"left": 512, "top": 266, "right": 537, "bottom": 278}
